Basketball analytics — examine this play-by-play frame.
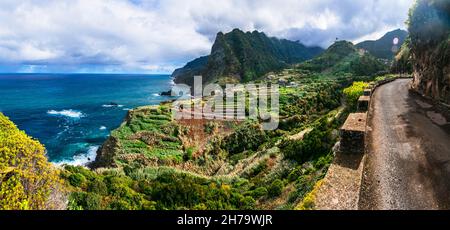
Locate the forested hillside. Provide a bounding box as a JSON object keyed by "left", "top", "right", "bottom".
{"left": 297, "top": 40, "right": 387, "bottom": 76}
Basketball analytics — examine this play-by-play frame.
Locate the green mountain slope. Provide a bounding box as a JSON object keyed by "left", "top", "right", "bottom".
{"left": 298, "top": 40, "right": 387, "bottom": 76}
{"left": 171, "top": 56, "right": 209, "bottom": 87}
{"left": 356, "top": 29, "right": 408, "bottom": 60}
{"left": 172, "top": 29, "right": 324, "bottom": 86}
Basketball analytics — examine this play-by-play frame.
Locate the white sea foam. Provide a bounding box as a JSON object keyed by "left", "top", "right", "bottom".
{"left": 54, "top": 146, "right": 99, "bottom": 166}
{"left": 47, "top": 109, "right": 84, "bottom": 118}
{"left": 99, "top": 126, "right": 107, "bottom": 130}
{"left": 152, "top": 93, "right": 160, "bottom": 97}
{"left": 102, "top": 104, "right": 114, "bottom": 108}
{"left": 102, "top": 104, "right": 124, "bottom": 108}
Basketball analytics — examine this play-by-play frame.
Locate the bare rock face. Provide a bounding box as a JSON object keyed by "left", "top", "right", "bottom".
{"left": 92, "top": 136, "right": 119, "bottom": 168}
{"left": 410, "top": 40, "right": 450, "bottom": 104}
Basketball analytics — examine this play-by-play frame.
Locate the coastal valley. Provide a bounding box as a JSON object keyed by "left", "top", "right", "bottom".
{"left": 1, "top": 0, "right": 449, "bottom": 211}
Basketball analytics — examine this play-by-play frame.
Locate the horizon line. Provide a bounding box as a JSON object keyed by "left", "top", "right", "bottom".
{"left": 0, "top": 72, "right": 173, "bottom": 75}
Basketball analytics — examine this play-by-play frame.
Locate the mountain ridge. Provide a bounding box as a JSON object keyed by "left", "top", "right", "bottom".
{"left": 297, "top": 40, "right": 387, "bottom": 76}
{"left": 172, "top": 29, "right": 324, "bottom": 86}
{"left": 173, "top": 28, "right": 406, "bottom": 86}
{"left": 356, "top": 29, "right": 408, "bottom": 60}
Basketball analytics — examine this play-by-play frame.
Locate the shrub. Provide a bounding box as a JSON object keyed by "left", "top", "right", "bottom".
{"left": 68, "top": 192, "right": 85, "bottom": 210}
{"left": 108, "top": 199, "right": 133, "bottom": 210}
{"left": 295, "top": 180, "right": 324, "bottom": 210}
{"left": 246, "top": 159, "right": 268, "bottom": 178}
{"left": 268, "top": 179, "right": 284, "bottom": 198}
{"left": 85, "top": 193, "right": 102, "bottom": 210}
{"left": 287, "top": 168, "right": 302, "bottom": 182}
{"left": 184, "top": 147, "right": 196, "bottom": 161}
{"left": 204, "top": 122, "right": 218, "bottom": 135}
{"left": 239, "top": 196, "right": 256, "bottom": 210}
{"left": 222, "top": 122, "right": 268, "bottom": 155}
{"left": 88, "top": 178, "right": 108, "bottom": 195}
{"left": 64, "top": 165, "right": 96, "bottom": 180}
{"left": 250, "top": 187, "right": 268, "bottom": 198}
{"left": 67, "top": 198, "right": 83, "bottom": 210}
{"left": 68, "top": 192, "right": 102, "bottom": 210}
{"left": 0, "top": 113, "right": 65, "bottom": 210}
{"left": 68, "top": 173, "right": 86, "bottom": 187}
{"left": 313, "top": 154, "right": 333, "bottom": 170}
{"left": 192, "top": 203, "right": 208, "bottom": 210}
{"left": 281, "top": 118, "right": 334, "bottom": 164}
{"left": 343, "top": 81, "right": 369, "bottom": 111}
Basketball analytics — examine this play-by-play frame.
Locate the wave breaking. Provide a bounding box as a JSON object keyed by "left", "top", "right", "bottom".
{"left": 54, "top": 146, "right": 99, "bottom": 166}
{"left": 47, "top": 109, "right": 84, "bottom": 118}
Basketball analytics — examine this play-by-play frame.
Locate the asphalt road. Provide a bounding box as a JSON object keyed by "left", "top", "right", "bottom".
{"left": 359, "top": 79, "right": 450, "bottom": 210}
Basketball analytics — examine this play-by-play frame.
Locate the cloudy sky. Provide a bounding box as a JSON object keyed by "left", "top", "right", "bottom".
{"left": 0, "top": 0, "right": 414, "bottom": 74}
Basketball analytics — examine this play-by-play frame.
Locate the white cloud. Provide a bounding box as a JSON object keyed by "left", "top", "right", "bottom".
{"left": 0, "top": 0, "right": 415, "bottom": 73}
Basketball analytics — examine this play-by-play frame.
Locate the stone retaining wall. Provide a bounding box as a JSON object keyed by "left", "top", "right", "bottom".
{"left": 339, "top": 113, "right": 367, "bottom": 154}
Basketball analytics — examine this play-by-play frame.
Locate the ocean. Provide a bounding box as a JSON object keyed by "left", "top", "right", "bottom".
{"left": 0, "top": 74, "right": 173, "bottom": 165}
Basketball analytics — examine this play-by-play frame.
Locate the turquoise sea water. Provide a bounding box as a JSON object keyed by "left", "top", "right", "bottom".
{"left": 0, "top": 74, "right": 173, "bottom": 165}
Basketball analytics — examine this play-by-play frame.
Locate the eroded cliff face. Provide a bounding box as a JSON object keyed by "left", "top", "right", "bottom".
{"left": 92, "top": 135, "right": 120, "bottom": 168}
{"left": 409, "top": 0, "right": 450, "bottom": 104}
{"left": 411, "top": 38, "right": 450, "bottom": 104}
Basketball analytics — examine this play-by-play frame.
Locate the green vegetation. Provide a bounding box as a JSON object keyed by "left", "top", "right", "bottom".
{"left": 268, "top": 179, "right": 284, "bottom": 198}
{"left": 105, "top": 104, "right": 184, "bottom": 166}
{"left": 298, "top": 41, "right": 387, "bottom": 77}
{"left": 408, "top": 0, "right": 450, "bottom": 50}
{"left": 173, "top": 29, "right": 324, "bottom": 85}
{"left": 281, "top": 117, "right": 338, "bottom": 164}
{"left": 64, "top": 73, "right": 354, "bottom": 210}
{"left": 278, "top": 77, "right": 342, "bottom": 130}
{"left": 343, "top": 81, "right": 369, "bottom": 111}
{"left": 406, "top": 0, "right": 450, "bottom": 104}
{"left": 171, "top": 56, "right": 209, "bottom": 86}
{"left": 0, "top": 18, "right": 405, "bottom": 210}
{"left": 221, "top": 122, "right": 268, "bottom": 155}
{"left": 295, "top": 180, "right": 324, "bottom": 210}
{"left": 392, "top": 40, "right": 413, "bottom": 74}
{"left": 1, "top": 33, "right": 400, "bottom": 210}
{"left": 1, "top": 74, "right": 397, "bottom": 210}
{"left": 0, "top": 113, "right": 65, "bottom": 210}
{"left": 63, "top": 165, "right": 259, "bottom": 210}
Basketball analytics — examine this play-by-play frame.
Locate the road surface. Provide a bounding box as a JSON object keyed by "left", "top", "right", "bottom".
{"left": 359, "top": 79, "right": 450, "bottom": 210}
